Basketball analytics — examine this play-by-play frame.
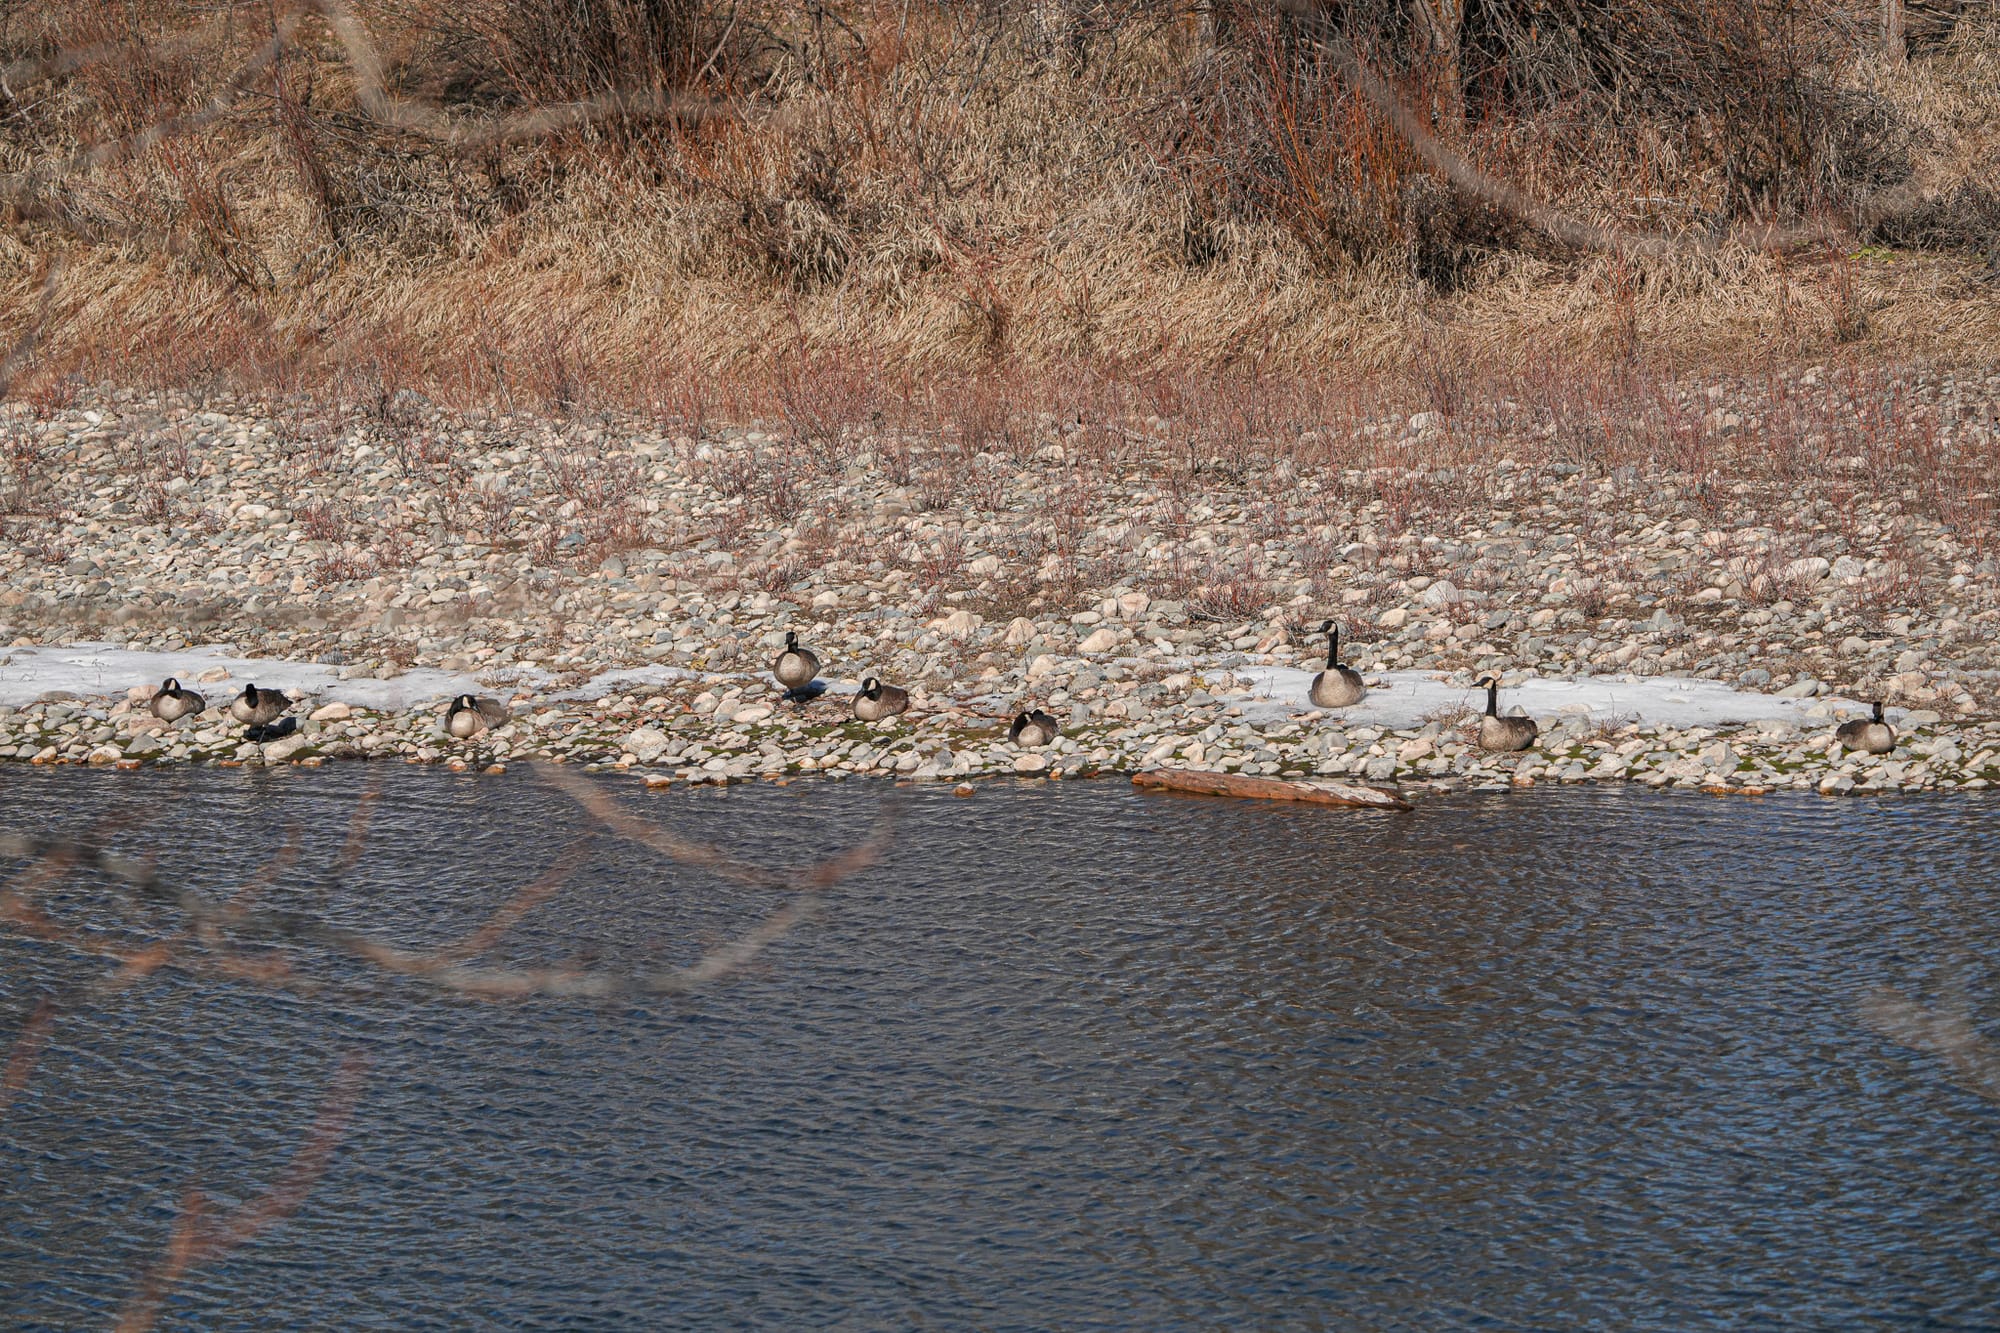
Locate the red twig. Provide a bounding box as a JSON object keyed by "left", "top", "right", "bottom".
{"left": 116, "top": 1051, "right": 370, "bottom": 1333}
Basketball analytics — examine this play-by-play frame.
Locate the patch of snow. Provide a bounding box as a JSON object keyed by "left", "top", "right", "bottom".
{"left": 0, "top": 643, "right": 494, "bottom": 711}
{"left": 1217, "top": 667, "right": 1883, "bottom": 729}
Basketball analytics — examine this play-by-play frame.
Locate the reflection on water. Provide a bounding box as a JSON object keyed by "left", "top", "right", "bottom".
{"left": 3, "top": 769, "right": 1999, "bottom": 1328}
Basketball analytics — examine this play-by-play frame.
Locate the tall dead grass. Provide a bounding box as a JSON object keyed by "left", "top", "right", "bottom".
{"left": 0, "top": 1, "right": 1997, "bottom": 412}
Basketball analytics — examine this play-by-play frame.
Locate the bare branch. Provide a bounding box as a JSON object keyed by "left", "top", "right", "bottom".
{"left": 0, "top": 999, "right": 56, "bottom": 1118}
{"left": 0, "top": 258, "right": 63, "bottom": 400}
{"left": 2, "top": 774, "right": 891, "bottom": 1004}
{"left": 539, "top": 765, "right": 896, "bottom": 895}
{"left": 1859, "top": 988, "right": 2000, "bottom": 1104}
{"left": 116, "top": 1051, "right": 369, "bottom": 1333}
{"left": 1313, "top": 35, "right": 1831, "bottom": 259}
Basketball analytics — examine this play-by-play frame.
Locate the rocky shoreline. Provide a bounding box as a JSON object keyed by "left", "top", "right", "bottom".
{"left": 2, "top": 654, "right": 1997, "bottom": 796}
{"left": 2, "top": 383, "right": 1996, "bottom": 798}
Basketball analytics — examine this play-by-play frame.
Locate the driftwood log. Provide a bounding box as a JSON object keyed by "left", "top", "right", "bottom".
{"left": 1132, "top": 769, "right": 1413, "bottom": 811}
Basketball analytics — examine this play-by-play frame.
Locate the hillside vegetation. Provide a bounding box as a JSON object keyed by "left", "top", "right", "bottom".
{"left": 1, "top": 1, "right": 1997, "bottom": 415}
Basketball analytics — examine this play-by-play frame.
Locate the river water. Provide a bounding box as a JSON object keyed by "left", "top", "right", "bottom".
{"left": 2, "top": 769, "right": 1997, "bottom": 1329}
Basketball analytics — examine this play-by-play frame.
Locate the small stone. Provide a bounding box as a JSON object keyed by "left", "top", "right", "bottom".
{"left": 934, "top": 609, "right": 982, "bottom": 638}
{"left": 1078, "top": 627, "right": 1119, "bottom": 654}
{"left": 263, "top": 734, "right": 310, "bottom": 762}
{"left": 953, "top": 782, "right": 976, "bottom": 797}
{"left": 623, "top": 727, "right": 671, "bottom": 762}
{"left": 311, "top": 701, "right": 352, "bottom": 721}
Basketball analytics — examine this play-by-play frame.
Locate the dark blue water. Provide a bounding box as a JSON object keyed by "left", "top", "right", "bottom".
{"left": 2, "top": 769, "right": 1998, "bottom": 1329}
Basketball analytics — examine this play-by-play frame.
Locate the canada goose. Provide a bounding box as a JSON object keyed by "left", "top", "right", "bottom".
{"left": 1475, "top": 676, "right": 1538, "bottom": 751}
{"left": 853, "top": 677, "right": 909, "bottom": 723}
{"left": 229, "top": 683, "right": 289, "bottom": 727}
{"left": 1308, "top": 621, "right": 1366, "bottom": 708}
{"left": 150, "top": 677, "right": 205, "bottom": 722}
{"left": 245, "top": 717, "right": 298, "bottom": 744}
{"left": 1009, "top": 709, "right": 1060, "bottom": 747}
{"left": 447, "top": 694, "right": 511, "bottom": 738}
{"left": 1835, "top": 701, "right": 1895, "bottom": 754}
{"left": 773, "top": 631, "right": 820, "bottom": 693}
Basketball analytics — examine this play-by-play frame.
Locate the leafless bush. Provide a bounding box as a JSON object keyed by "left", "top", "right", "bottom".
{"left": 0, "top": 771, "right": 889, "bottom": 1328}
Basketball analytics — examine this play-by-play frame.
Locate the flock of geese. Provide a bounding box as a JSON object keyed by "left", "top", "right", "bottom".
{"left": 147, "top": 677, "right": 511, "bottom": 742}
{"left": 1311, "top": 618, "right": 1537, "bottom": 752}
{"left": 140, "top": 620, "right": 1899, "bottom": 758}
{"left": 773, "top": 629, "right": 1056, "bottom": 743}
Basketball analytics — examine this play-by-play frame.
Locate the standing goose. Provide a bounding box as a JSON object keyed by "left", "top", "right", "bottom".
{"left": 853, "top": 677, "right": 909, "bottom": 722}
{"left": 447, "top": 694, "right": 511, "bottom": 738}
{"left": 1835, "top": 701, "right": 1895, "bottom": 754}
{"left": 772, "top": 631, "right": 821, "bottom": 695}
{"left": 1475, "top": 676, "right": 1538, "bottom": 752}
{"left": 1308, "top": 620, "right": 1366, "bottom": 708}
{"left": 229, "top": 683, "right": 290, "bottom": 728}
{"left": 1009, "top": 709, "right": 1060, "bottom": 747}
{"left": 150, "top": 677, "right": 205, "bottom": 722}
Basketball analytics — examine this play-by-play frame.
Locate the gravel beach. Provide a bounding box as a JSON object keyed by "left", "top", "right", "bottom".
{"left": 2, "top": 383, "right": 1996, "bottom": 796}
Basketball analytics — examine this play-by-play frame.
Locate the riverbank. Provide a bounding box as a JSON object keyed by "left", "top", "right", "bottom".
{"left": 2, "top": 382, "right": 1996, "bottom": 796}
{"left": 3, "top": 644, "right": 1996, "bottom": 796}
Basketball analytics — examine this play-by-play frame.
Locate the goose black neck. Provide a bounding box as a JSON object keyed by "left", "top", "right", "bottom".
{"left": 785, "top": 632, "right": 797, "bottom": 650}
{"left": 1872, "top": 701, "right": 1884, "bottom": 722}
{"left": 1325, "top": 625, "right": 1339, "bottom": 669}
{"left": 862, "top": 678, "right": 879, "bottom": 698}
{"left": 1485, "top": 680, "right": 1499, "bottom": 717}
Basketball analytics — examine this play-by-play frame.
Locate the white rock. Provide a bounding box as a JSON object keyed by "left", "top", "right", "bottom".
{"left": 811, "top": 590, "right": 840, "bottom": 609}
{"left": 932, "top": 609, "right": 982, "bottom": 638}
{"left": 1027, "top": 654, "right": 1062, "bottom": 680}
{"left": 623, "top": 727, "right": 671, "bottom": 762}
{"left": 1004, "top": 617, "right": 1039, "bottom": 646}
{"left": 1781, "top": 556, "right": 1830, "bottom": 584}
{"left": 968, "top": 554, "right": 1003, "bottom": 577}
{"left": 310, "top": 701, "right": 352, "bottom": 721}
{"left": 1378, "top": 608, "right": 1409, "bottom": 629}
{"left": 1079, "top": 627, "right": 1120, "bottom": 654}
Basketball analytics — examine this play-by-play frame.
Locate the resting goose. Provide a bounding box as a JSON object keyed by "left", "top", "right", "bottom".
{"left": 1308, "top": 621, "right": 1366, "bottom": 708}
{"left": 229, "top": 683, "right": 290, "bottom": 728}
{"left": 149, "top": 677, "right": 205, "bottom": 722}
{"left": 1835, "top": 701, "right": 1895, "bottom": 754}
{"left": 853, "top": 677, "right": 909, "bottom": 722}
{"left": 1009, "top": 709, "right": 1060, "bottom": 748}
{"left": 773, "top": 631, "right": 821, "bottom": 694}
{"left": 447, "top": 694, "right": 511, "bottom": 738}
{"left": 1475, "top": 676, "right": 1538, "bottom": 752}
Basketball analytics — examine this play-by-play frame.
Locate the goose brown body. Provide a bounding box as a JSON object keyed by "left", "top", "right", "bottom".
{"left": 853, "top": 677, "right": 909, "bottom": 722}
{"left": 229, "top": 683, "right": 289, "bottom": 727}
{"left": 1009, "top": 709, "right": 1060, "bottom": 747}
{"left": 773, "top": 631, "right": 821, "bottom": 692}
{"left": 1308, "top": 621, "right": 1366, "bottom": 708}
{"left": 1835, "top": 701, "right": 1895, "bottom": 754}
{"left": 149, "top": 677, "right": 205, "bottom": 722}
{"left": 1475, "top": 676, "right": 1538, "bottom": 751}
{"left": 448, "top": 694, "right": 511, "bottom": 737}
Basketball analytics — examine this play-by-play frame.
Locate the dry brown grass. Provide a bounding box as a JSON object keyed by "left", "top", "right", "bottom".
{"left": 0, "top": 3, "right": 1996, "bottom": 414}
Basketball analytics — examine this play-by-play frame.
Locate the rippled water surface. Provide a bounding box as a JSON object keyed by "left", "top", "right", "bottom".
{"left": 3, "top": 769, "right": 1999, "bottom": 1329}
